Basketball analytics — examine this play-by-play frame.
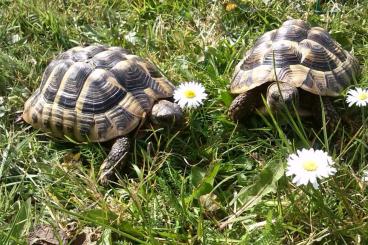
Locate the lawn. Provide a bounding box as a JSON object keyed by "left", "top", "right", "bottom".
{"left": 1, "top": 0, "right": 368, "bottom": 244}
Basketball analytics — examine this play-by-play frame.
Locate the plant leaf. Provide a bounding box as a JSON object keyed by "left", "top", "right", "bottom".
{"left": 186, "top": 163, "right": 221, "bottom": 204}
{"left": 2, "top": 198, "right": 31, "bottom": 244}
{"left": 231, "top": 159, "right": 285, "bottom": 210}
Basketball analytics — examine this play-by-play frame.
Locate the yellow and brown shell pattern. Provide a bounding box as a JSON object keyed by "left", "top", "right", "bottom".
{"left": 23, "top": 45, "right": 174, "bottom": 142}
{"left": 231, "top": 19, "right": 360, "bottom": 96}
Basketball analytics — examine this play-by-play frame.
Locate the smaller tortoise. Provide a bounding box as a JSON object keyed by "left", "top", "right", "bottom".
{"left": 229, "top": 19, "right": 360, "bottom": 124}
{"left": 23, "top": 45, "right": 183, "bottom": 185}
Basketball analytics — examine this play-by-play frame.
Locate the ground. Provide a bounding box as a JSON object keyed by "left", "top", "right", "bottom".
{"left": 0, "top": 0, "right": 368, "bottom": 244}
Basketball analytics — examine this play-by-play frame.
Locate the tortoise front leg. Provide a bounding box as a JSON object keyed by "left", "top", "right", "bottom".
{"left": 98, "top": 136, "right": 130, "bottom": 186}
{"left": 228, "top": 90, "right": 261, "bottom": 122}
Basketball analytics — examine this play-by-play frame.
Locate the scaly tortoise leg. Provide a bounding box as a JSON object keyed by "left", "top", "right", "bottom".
{"left": 314, "top": 97, "right": 340, "bottom": 129}
{"left": 228, "top": 90, "right": 262, "bottom": 122}
{"left": 98, "top": 136, "right": 130, "bottom": 186}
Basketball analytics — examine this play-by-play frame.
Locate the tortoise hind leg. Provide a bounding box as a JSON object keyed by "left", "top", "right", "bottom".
{"left": 312, "top": 97, "right": 340, "bottom": 129}
{"left": 98, "top": 136, "right": 130, "bottom": 186}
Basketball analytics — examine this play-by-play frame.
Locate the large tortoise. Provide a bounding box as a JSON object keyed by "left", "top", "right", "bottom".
{"left": 228, "top": 19, "right": 360, "bottom": 124}
{"left": 23, "top": 45, "right": 183, "bottom": 185}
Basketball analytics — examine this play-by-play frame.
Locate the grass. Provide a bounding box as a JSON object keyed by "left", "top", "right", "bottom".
{"left": 1, "top": 0, "right": 368, "bottom": 244}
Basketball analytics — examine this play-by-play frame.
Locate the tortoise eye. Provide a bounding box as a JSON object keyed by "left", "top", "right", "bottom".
{"left": 271, "top": 93, "right": 281, "bottom": 100}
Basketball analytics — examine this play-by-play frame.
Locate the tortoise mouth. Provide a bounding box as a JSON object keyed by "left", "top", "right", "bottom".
{"left": 266, "top": 82, "right": 299, "bottom": 111}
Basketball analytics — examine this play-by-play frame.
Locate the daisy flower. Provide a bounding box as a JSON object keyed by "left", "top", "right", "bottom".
{"left": 124, "top": 31, "right": 138, "bottom": 45}
{"left": 362, "top": 170, "right": 368, "bottom": 182}
{"left": 346, "top": 87, "right": 368, "bottom": 107}
{"left": 286, "top": 148, "right": 337, "bottom": 189}
{"left": 173, "top": 81, "right": 207, "bottom": 109}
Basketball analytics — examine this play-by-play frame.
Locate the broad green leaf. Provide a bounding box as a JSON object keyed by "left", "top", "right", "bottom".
{"left": 2, "top": 198, "right": 31, "bottom": 244}
{"left": 187, "top": 163, "right": 221, "bottom": 203}
{"left": 99, "top": 229, "right": 112, "bottom": 245}
{"left": 230, "top": 159, "right": 285, "bottom": 210}
{"left": 191, "top": 166, "right": 206, "bottom": 187}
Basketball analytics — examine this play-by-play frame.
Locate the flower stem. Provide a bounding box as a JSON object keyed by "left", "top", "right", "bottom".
{"left": 361, "top": 107, "right": 366, "bottom": 169}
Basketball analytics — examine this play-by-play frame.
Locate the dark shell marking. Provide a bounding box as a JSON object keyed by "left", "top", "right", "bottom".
{"left": 231, "top": 19, "right": 360, "bottom": 96}
{"left": 23, "top": 45, "right": 175, "bottom": 142}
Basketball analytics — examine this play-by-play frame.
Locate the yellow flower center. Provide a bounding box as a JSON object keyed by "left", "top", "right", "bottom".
{"left": 358, "top": 92, "right": 368, "bottom": 101}
{"left": 225, "top": 2, "right": 237, "bottom": 11}
{"left": 303, "top": 160, "right": 318, "bottom": 171}
{"left": 183, "top": 89, "right": 196, "bottom": 98}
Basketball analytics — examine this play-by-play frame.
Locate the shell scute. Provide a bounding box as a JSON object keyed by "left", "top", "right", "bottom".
{"left": 42, "top": 60, "right": 74, "bottom": 103}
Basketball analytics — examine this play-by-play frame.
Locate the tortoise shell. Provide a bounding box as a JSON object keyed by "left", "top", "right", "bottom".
{"left": 23, "top": 45, "right": 174, "bottom": 142}
{"left": 231, "top": 19, "right": 360, "bottom": 96}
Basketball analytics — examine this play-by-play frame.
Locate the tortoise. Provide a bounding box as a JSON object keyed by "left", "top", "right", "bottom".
{"left": 228, "top": 19, "right": 360, "bottom": 124}
{"left": 23, "top": 44, "right": 183, "bottom": 185}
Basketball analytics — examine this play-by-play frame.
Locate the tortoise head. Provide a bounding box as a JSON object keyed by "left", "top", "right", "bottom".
{"left": 266, "top": 82, "right": 299, "bottom": 112}
{"left": 150, "top": 100, "right": 184, "bottom": 128}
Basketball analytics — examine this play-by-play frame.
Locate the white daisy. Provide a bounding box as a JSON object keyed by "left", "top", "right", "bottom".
{"left": 362, "top": 170, "right": 368, "bottom": 182}
{"left": 286, "top": 148, "right": 337, "bottom": 189}
{"left": 124, "top": 31, "right": 138, "bottom": 45}
{"left": 346, "top": 87, "right": 368, "bottom": 107}
{"left": 173, "top": 81, "right": 208, "bottom": 109}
